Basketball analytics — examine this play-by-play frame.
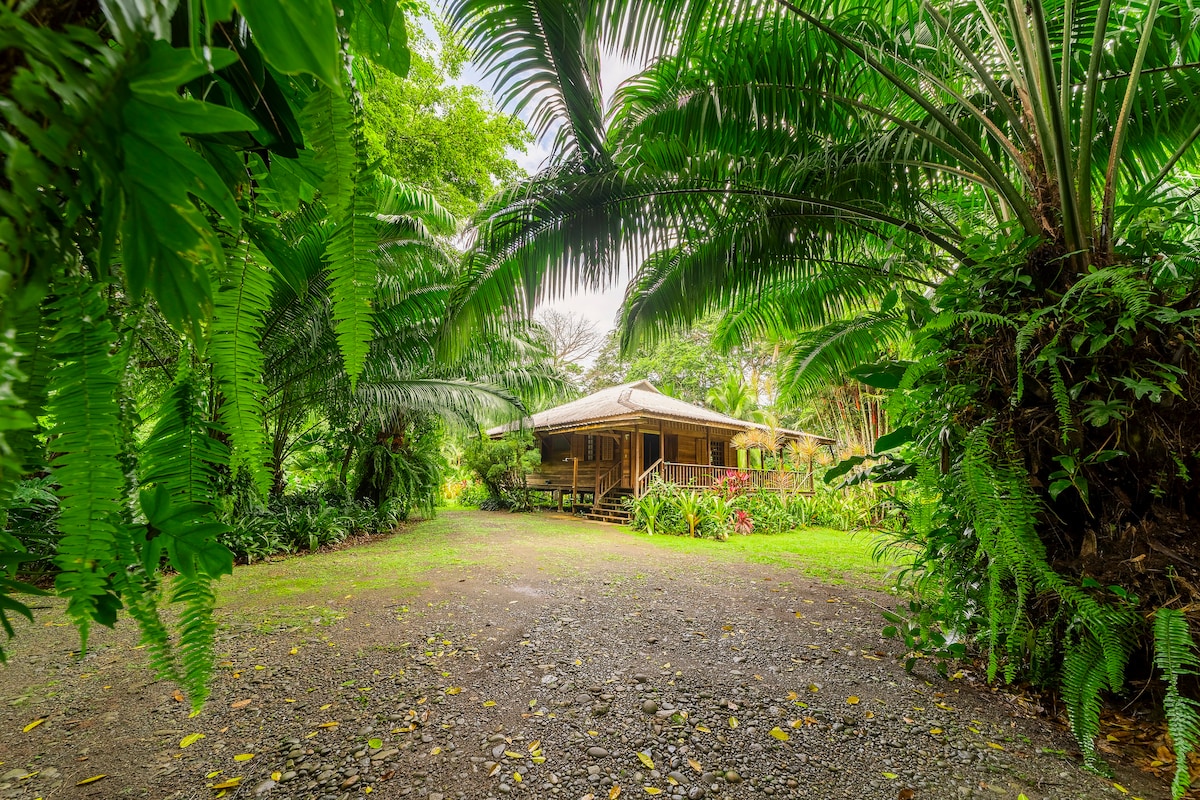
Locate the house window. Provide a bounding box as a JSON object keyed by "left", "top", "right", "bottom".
{"left": 540, "top": 438, "right": 551, "bottom": 463}
{"left": 710, "top": 440, "right": 726, "bottom": 466}
{"left": 664, "top": 434, "right": 678, "bottom": 462}
{"left": 584, "top": 435, "right": 596, "bottom": 462}
{"left": 601, "top": 437, "right": 615, "bottom": 461}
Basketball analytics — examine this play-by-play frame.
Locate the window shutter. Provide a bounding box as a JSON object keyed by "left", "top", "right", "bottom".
{"left": 570, "top": 435, "right": 584, "bottom": 460}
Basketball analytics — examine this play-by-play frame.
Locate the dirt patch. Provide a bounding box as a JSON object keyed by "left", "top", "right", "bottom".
{"left": 0, "top": 511, "right": 1178, "bottom": 800}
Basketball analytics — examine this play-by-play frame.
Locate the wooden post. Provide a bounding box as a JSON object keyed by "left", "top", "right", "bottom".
{"left": 571, "top": 457, "right": 579, "bottom": 509}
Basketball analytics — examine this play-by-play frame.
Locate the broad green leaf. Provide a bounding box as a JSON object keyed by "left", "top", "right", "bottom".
{"left": 349, "top": 0, "right": 410, "bottom": 77}
{"left": 236, "top": 0, "right": 342, "bottom": 87}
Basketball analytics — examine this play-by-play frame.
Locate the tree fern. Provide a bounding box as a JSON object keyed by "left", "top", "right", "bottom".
{"left": 212, "top": 236, "right": 274, "bottom": 496}
{"left": 45, "top": 278, "right": 129, "bottom": 651}
{"left": 1154, "top": 608, "right": 1200, "bottom": 799}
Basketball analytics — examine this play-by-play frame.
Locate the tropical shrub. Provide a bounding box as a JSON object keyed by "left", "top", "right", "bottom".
{"left": 463, "top": 431, "right": 541, "bottom": 511}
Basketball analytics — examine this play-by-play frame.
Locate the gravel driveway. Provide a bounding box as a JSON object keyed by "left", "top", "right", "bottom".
{"left": 0, "top": 511, "right": 1172, "bottom": 800}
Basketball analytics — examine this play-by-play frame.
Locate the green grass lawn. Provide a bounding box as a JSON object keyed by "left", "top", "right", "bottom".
{"left": 215, "top": 510, "right": 900, "bottom": 623}
{"left": 621, "top": 524, "right": 901, "bottom": 589}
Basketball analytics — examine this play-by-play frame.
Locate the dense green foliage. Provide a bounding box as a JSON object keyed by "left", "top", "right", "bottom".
{"left": 362, "top": 19, "right": 531, "bottom": 218}
{"left": 452, "top": 0, "right": 1200, "bottom": 789}
{"left": 462, "top": 431, "right": 541, "bottom": 510}
{"left": 0, "top": 0, "right": 555, "bottom": 710}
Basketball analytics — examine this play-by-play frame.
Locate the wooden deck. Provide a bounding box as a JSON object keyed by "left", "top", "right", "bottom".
{"left": 636, "top": 460, "right": 814, "bottom": 497}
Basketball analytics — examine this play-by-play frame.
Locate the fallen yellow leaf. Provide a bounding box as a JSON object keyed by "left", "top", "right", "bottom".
{"left": 645, "top": 789, "right": 663, "bottom": 795}
{"left": 846, "top": 696, "right": 860, "bottom": 705}
{"left": 687, "top": 758, "right": 702, "bottom": 773}
{"left": 728, "top": 717, "right": 739, "bottom": 728}
{"left": 483, "top": 700, "right": 496, "bottom": 707}
{"left": 637, "top": 752, "right": 655, "bottom": 769}
{"left": 179, "top": 733, "right": 205, "bottom": 748}
{"left": 1112, "top": 784, "right": 1128, "bottom": 795}
{"left": 513, "top": 772, "right": 522, "bottom": 782}
{"left": 289, "top": 647, "right": 298, "bottom": 655}
{"left": 211, "top": 777, "right": 243, "bottom": 789}
{"left": 609, "top": 786, "right": 621, "bottom": 799}
{"left": 233, "top": 754, "right": 254, "bottom": 762}
{"left": 768, "top": 727, "right": 789, "bottom": 741}
{"left": 431, "top": 747, "right": 442, "bottom": 755}
{"left": 446, "top": 687, "right": 462, "bottom": 695}
{"left": 22, "top": 719, "right": 45, "bottom": 733}
{"left": 694, "top": 725, "right": 710, "bottom": 733}
{"left": 504, "top": 750, "right": 524, "bottom": 759}
{"left": 318, "top": 722, "right": 339, "bottom": 729}
{"left": 271, "top": 771, "right": 282, "bottom": 781}
{"left": 882, "top": 772, "right": 898, "bottom": 779}
{"left": 528, "top": 740, "right": 541, "bottom": 751}
{"left": 230, "top": 699, "right": 252, "bottom": 710}
{"left": 986, "top": 742, "right": 1005, "bottom": 750}
{"left": 76, "top": 774, "right": 107, "bottom": 785}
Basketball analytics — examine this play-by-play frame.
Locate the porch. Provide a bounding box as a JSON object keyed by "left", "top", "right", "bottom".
{"left": 634, "top": 460, "right": 814, "bottom": 498}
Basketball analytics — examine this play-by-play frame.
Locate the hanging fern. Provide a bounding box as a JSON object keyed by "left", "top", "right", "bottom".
{"left": 212, "top": 236, "right": 275, "bottom": 496}
{"left": 45, "top": 278, "right": 130, "bottom": 651}
{"left": 1154, "top": 608, "right": 1200, "bottom": 799}
{"left": 301, "top": 82, "right": 376, "bottom": 386}
{"left": 138, "top": 365, "right": 234, "bottom": 709}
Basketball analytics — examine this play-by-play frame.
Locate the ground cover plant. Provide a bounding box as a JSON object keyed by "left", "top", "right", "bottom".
{"left": 452, "top": 0, "right": 1200, "bottom": 792}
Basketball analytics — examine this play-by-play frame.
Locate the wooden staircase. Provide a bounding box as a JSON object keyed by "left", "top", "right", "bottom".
{"left": 583, "top": 490, "right": 633, "bottom": 524}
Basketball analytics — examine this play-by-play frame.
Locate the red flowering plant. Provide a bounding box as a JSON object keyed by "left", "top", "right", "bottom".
{"left": 733, "top": 509, "right": 754, "bottom": 535}
{"left": 713, "top": 469, "right": 753, "bottom": 499}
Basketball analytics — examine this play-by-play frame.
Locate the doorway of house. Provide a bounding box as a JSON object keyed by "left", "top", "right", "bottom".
{"left": 643, "top": 433, "right": 661, "bottom": 466}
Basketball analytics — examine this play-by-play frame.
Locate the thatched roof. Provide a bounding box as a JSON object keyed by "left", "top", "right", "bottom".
{"left": 488, "top": 381, "right": 834, "bottom": 444}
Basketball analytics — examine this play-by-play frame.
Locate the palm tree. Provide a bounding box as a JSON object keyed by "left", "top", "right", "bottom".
{"left": 451, "top": 0, "right": 1200, "bottom": 788}
{"left": 253, "top": 175, "right": 562, "bottom": 496}
{"left": 706, "top": 373, "right": 756, "bottom": 419}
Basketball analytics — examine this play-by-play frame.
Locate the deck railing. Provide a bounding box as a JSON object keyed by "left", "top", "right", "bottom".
{"left": 659, "top": 462, "right": 812, "bottom": 493}
{"left": 634, "top": 458, "right": 664, "bottom": 498}
{"left": 594, "top": 462, "right": 623, "bottom": 505}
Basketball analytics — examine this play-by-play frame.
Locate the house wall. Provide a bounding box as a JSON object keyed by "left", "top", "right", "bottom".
{"left": 526, "top": 431, "right": 625, "bottom": 491}
{"left": 521, "top": 421, "right": 739, "bottom": 492}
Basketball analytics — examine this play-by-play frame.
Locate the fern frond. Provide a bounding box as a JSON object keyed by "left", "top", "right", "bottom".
{"left": 1154, "top": 608, "right": 1200, "bottom": 799}
{"left": 212, "top": 237, "right": 274, "bottom": 496}
{"left": 1062, "top": 633, "right": 1112, "bottom": 775}
{"left": 138, "top": 365, "right": 234, "bottom": 709}
{"left": 302, "top": 81, "right": 375, "bottom": 385}
{"left": 300, "top": 87, "right": 357, "bottom": 218}
{"left": 171, "top": 573, "right": 220, "bottom": 709}
{"left": 45, "top": 278, "right": 128, "bottom": 651}
{"left": 1048, "top": 361, "right": 1075, "bottom": 444}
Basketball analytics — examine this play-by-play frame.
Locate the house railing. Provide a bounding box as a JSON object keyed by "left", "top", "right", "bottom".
{"left": 634, "top": 458, "right": 664, "bottom": 498}
{"left": 660, "top": 462, "right": 812, "bottom": 493}
{"left": 594, "top": 462, "right": 623, "bottom": 505}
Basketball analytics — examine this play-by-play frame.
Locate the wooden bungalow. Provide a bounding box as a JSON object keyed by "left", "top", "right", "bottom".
{"left": 487, "top": 380, "right": 835, "bottom": 523}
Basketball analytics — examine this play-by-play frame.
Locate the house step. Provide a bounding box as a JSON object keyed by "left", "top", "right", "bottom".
{"left": 583, "top": 505, "right": 632, "bottom": 524}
